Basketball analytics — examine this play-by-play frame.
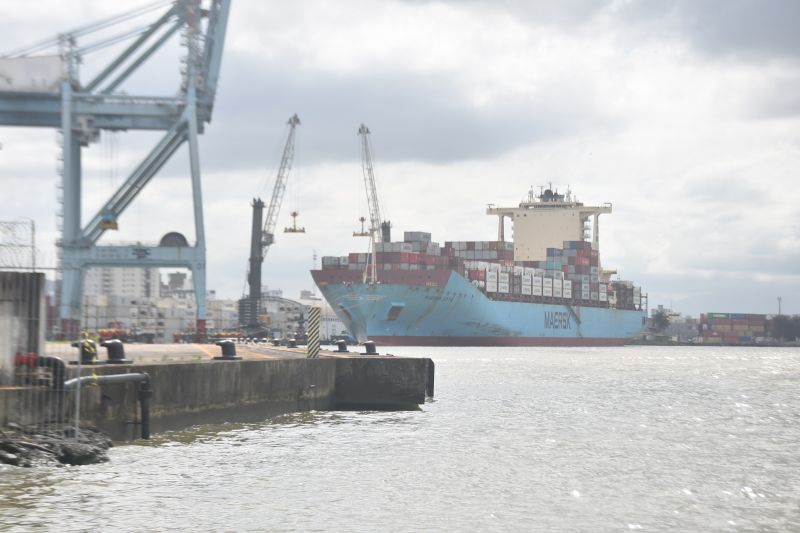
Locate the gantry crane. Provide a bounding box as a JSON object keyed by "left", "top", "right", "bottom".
{"left": 0, "top": 0, "right": 231, "bottom": 340}
{"left": 244, "top": 114, "right": 301, "bottom": 329}
{"left": 357, "top": 124, "right": 391, "bottom": 283}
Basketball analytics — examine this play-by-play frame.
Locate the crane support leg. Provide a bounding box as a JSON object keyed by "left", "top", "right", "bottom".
{"left": 59, "top": 268, "right": 83, "bottom": 338}
{"left": 186, "top": 97, "right": 205, "bottom": 248}
{"left": 191, "top": 260, "right": 206, "bottom": 342}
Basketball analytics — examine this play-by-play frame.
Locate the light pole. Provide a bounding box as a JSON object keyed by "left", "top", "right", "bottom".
{"left": 777, "top": 296, "right": 782, "bottom": 316}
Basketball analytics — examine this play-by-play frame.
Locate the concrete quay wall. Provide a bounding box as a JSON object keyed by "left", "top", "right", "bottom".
{"left": 1, "top": 356, "right": 434, "bottom": 440}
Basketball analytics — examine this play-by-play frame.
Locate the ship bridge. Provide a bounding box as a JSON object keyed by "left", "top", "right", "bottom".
{"left": 486, "top": 187, "right": 612, "bottom": 262}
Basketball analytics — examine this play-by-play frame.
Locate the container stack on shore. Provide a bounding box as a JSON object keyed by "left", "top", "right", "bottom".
{"left": 699, "top": 313, "right": 768, "bottom": 344}
{"left": 319, "top": 232, "right": 643, "bottom": 311}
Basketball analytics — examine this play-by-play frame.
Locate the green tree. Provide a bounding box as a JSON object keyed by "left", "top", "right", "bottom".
{"left": 771, "top": 315, "right": 800, "bottom": 341}
{"left": 650, "top": 309, "right": 671, "bottom": 335}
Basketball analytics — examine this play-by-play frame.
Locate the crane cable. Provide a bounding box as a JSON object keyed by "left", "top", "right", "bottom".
{"left": 1, "top": 0, "right": 173, "bottom": 57}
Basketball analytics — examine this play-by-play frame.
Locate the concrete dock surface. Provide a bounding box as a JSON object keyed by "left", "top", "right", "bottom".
{"left": 44, "top": 341, "right": 374, "bottom": 363}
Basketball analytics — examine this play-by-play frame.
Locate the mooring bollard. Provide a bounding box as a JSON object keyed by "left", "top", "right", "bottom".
{"left": 270, "top": 338, "right": 281, "bottom": 346}
{"left": 101, "top": 339, "right": 131, "bottom": 364}
{"left": 336, "top": 339, "right": 349, "bottom": 353}
{"left": 70, "top": 339, "right": 99, "bottom": 365}
{"left": 213, "top": 339, "right": 241, "bottom": 360}
{"left": 287, "top": 338, "right": 297, "bottom": 348}
{"left": 363, "top": 340, "right": 378, "bottom": 355}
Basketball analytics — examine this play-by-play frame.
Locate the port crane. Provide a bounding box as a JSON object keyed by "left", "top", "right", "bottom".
{"left": 356, "top": 124, "right": 391, "bottom": 283}
{"left": 244, "top": 114, "right": 301, "bottom": 329}
{"left": 0, "top": 0, "right": 231, "bottom": 340}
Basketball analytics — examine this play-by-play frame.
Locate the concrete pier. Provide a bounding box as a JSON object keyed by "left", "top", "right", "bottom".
{"left": 0, "top": 346, "right": 435, "bottom": 440}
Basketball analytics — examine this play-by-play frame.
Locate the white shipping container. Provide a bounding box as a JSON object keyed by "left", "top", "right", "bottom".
{"left": 543, "top": 278, "right": 553, "bottom": 288}
{"left": 563, "top": 289, "right": 572, "bottom": 299}
{"left": 513, "top": 266, "right": 524, "bottom": 275}
{"left": 533, "top": 286, "right": 543, "bottom": 296}
{"left": 582, "top": 282, "right": 590, "bottom": 292}
{"left": 533, "top": 276, "right": 543, "bottom": 287}
{"left": 499, "top": 272, "right": 510, "bottom": 283}
{"left": 543, "top": 286, "right": 553, "bottom": 297}
{"left": 599, "top": 284, "right": 607, "bottom": 294}
{"left": 486, "top": 281, "right": 497, "bottom": 293}
{"left": 553, "top": 278, "right": 563, "bottom": 290}
{"left": 524, "top": 267, "right": 535, "bottom": 277}
{"left": 554, "top": 287, "right": 563, "bottom": 298}
{"left": 521, "top": 285, "right": 532, "bottom": 295}
{"left": 498, "top": 282, "right": 510, "bottom": 294}
{"left": 599, "top": 292, "right": 608, "bottom": 302}
{"left": 486, "top": 271, "right": 498, "bottom": 282}
{"left": 522, "top": 274, "right": 532, "bottom": 286}
{"left": 563, "top": 280, "right": 571, "bottom": 292}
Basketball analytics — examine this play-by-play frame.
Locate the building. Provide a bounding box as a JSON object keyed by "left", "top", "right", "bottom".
{"left": 79, "top": 270, "right": 238, "bottom": 342}
{"left": 297, "top": 290, "right": 349, "bottom": 341}
{"left": 84, "top": 266, "right": 160, "bottom": 299}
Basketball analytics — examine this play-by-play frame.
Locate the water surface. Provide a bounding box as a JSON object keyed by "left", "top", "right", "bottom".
{"left": 1, "top": 346, "right": 798, "bottom": 532}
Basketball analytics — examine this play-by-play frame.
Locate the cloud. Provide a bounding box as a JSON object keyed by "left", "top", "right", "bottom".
{"left": 202, "top": 51, "right": 616, "bottom": 170}
{"left": 2, "top": 0, "right": 799, "bottom": 318}
{"left": 615, "top": 0, "right": 800, "bottom": 62}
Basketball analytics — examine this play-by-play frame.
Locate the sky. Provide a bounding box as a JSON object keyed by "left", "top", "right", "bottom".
{"left": 1, "top": 0, "right": 799, "bottom": 317}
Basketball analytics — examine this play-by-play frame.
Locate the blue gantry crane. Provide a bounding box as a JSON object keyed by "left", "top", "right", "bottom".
{"left": 0, "top": 0, "right": 231, "bottom": 339}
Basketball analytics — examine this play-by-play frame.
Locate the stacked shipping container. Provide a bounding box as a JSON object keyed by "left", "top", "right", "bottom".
{"left": 699, "top": 313, "right": 768, "bottom": 344}
{"left": 320, "top": 234, "right": 643, "bottom": 311}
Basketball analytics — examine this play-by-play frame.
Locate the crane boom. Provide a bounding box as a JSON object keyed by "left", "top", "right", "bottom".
{"left": 264, "top": 113, "right": 301, "bottom": 251}
{"left": 358, "top": 124, "right": 386, "bottom": 242}
{"left": 245, "top": 114, "right": 300, "bottom": 328}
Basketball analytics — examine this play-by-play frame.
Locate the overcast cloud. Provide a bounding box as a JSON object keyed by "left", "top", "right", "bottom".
{"left": 1, "top": 0, "right": 798, "bottom": 316}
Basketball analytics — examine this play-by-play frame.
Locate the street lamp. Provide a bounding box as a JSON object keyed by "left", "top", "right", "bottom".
{"left": 777, "top": 296, "right": 782, "bottom": 316}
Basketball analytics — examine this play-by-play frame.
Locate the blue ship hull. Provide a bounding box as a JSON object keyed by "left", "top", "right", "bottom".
{"left": 315, "top": 271, "right": 645, "bottom": 346}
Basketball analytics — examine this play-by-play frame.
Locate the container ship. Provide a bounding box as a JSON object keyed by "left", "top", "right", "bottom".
{"left": 311, "top": 187, "right": 646, "bottom": 346}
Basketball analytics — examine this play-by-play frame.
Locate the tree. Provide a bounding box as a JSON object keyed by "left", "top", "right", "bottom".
{"left": 650, "top": 308, "right": 671, "bottom": 335}
{"left": 771, "top": 315, "right": 800, "bottom": 341}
